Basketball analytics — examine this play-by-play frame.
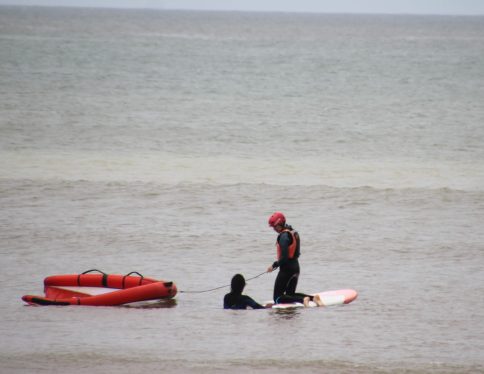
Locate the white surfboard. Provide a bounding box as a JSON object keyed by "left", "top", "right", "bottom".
{"left": 267, "top": 289, "right": 357, "bottom": 309}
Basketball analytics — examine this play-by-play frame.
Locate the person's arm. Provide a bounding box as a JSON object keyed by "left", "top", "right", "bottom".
{"left": 242, "top": 295, "right": 265, "bottom": 309}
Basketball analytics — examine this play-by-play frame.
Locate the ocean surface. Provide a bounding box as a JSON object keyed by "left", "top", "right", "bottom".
{"left": 1, "top": 6, "right": 484, "bottom": 373}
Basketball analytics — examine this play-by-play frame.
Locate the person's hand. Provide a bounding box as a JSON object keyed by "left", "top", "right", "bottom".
{"left": 267, "top": 265, "right": 273, "bottom": 273}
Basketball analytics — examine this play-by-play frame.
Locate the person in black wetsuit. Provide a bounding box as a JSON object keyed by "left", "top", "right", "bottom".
{"left": 266, "top": 212, "right": 323, "bottom": 307}
{"left": 223, "top": 274, "right": 265, "bottom": 310}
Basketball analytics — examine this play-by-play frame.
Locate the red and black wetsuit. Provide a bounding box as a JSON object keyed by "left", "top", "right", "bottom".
{"left": 272, "top": 224, "right": 312, "bottom": 304}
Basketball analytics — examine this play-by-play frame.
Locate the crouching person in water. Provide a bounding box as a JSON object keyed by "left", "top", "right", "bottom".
{"left": 223, "top": 274, "right": 265, "bottom": 310}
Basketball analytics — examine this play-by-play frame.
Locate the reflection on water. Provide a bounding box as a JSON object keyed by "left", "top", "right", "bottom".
{"left": 122, "top": 299, "right": 178, "bottom": 309}
{"left": 270, "top": 308, "right": 301, "bottom": 320}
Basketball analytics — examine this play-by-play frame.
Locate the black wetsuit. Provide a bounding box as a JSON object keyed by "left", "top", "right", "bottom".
{"left": 272, "top": 225, "right": 312, "bottom": 304}
{"left": 223, "top": 293, "right": 265, "bottom": 310}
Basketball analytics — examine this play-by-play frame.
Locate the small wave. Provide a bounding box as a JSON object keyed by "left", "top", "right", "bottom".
{"left": 1, "top": 150, "right": 483, "bottom": 192}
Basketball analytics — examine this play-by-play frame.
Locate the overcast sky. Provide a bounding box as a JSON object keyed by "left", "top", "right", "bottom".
{"left": 1, "top": 0, "right": 484, "bottom": 15}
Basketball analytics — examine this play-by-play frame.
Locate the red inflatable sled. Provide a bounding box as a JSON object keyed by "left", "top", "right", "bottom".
{"left": 22, "top": 269, "right": 177, "bottom": 306}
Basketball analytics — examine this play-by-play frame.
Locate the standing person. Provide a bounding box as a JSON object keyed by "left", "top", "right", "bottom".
{"left": 223, "top": 274, "right": 265, "bottom": 310}
{"left": 267, "top": 212, "right": 323, "bottom": 306}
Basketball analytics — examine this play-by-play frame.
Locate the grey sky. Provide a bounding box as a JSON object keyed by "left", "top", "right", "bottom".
{"left": 1, "top": 0, "right": 484, "bottom": 15}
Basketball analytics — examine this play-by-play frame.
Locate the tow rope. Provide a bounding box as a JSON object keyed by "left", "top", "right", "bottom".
{"left": 179, "top": 271, "right": 267, "bottom": 294}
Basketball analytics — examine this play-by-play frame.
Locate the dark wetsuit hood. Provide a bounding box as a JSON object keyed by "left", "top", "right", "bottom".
{"left": 231, "top": 273, "right": 246, "bottom": 294}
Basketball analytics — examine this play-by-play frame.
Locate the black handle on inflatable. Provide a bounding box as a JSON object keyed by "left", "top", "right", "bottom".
{"left": 78, "top": 269, "right": 109, "bottom": 287}
{"left": 125, "top": 271, "right": 144, "bottom": 277}
{"left": 81, "top": 269, "right": 107, "bottom": 275}
{"left": 123, "top": 271, "right": 145, "bottom": 287}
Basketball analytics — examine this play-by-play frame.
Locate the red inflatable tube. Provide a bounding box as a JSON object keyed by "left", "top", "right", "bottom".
{"left": 22, "top": 271, "right": 177, "bottom": 306}
{"left": 43, "top": 273, "right": 159, "bottom": 289}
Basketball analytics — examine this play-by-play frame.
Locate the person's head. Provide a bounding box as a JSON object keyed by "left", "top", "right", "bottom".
{"left": 231, "top": 273, "right": 246, "bottom": 294}
{"left": 268, "top": 211, "right": 286, "bottom": 233}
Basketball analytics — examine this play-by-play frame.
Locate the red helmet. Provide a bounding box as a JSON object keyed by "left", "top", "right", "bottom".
{"left": 268, "top": 212, "right": 286, "bottom": 227}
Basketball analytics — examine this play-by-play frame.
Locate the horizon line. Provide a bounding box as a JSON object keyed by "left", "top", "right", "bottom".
{"left": 1, "top": 4, "right": 484, "bottom": 16}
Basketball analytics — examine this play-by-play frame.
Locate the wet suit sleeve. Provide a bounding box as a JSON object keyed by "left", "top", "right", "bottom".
{"left": 224, "top": 294, "right": 265, "bottom": 309}
{"left": 272, "top": 231, "right": 292, "bottom": 269}
{"left": 241, "top": 295, "right": 265, "bottom": 309}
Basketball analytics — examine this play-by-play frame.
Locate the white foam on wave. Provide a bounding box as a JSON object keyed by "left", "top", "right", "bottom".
{"left": 1, "top": 150, "right": 483, "bottom": 191}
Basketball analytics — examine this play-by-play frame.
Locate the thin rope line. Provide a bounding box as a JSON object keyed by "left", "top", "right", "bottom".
{"left": 179, "top": 271, "right": 267, "bottom": 294}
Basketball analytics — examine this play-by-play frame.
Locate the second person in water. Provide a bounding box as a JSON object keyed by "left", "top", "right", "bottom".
{"left": 223, "top": 274, "right": 265, "bottom": 309}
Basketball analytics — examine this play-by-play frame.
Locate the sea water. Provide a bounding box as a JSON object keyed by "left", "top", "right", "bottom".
{"left": 0, "top": 6, "right": 483, "bottom": 373}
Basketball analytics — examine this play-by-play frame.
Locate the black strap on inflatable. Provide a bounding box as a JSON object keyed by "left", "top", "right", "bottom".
{"left": 75, "top": 269, "right": 146, "bottom": 288}
{"left": 79, "top": 269, "right": 108, "bottom": 286}
{"left": 125, "top": 271, "right": 143, "bottom": 277}
{"left": 123, "top": 271, "right": 144, "bottom": 288}
{"left": 102, "top": 273, "right": 108, "bottom": 287}
{"left": 31, "top": 297, "right": 70, "bottom": 306}
{"left": 81, "top": 269, "right": 107, "bottom": 275}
